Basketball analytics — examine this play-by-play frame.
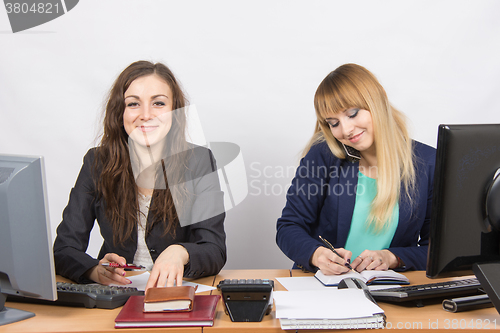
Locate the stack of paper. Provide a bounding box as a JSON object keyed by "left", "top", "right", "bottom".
{"left": 273, "top": 289, "right": 385, "bottom": 330}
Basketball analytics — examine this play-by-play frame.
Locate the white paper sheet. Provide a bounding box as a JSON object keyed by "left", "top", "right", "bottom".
{"left": 277, "top": 276, "right": 326, "bottom": 291}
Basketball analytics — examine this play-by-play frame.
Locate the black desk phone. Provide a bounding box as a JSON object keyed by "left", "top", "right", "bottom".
{"left": 217, "top": 279, "right": 274, "bottom": 322}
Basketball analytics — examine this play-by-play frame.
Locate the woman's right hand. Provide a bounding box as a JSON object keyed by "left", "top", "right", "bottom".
{"left": 85, "top": 253, "right": 131, "bottom": 285}
{"left": 310, "top": 246, "right": 352, "bottom": 275}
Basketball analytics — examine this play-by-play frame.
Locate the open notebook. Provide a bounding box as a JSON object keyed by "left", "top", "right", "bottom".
{"left": 315, "top": 269, "right": 409, "bottom": 286}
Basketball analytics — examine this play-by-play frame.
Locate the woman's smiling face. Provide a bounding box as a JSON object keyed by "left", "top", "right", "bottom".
{"left": 325, "top": 107, "right": 375, "bottom": 153}
{"left": 123, "top": 74, "right": 173, "bottom": 147}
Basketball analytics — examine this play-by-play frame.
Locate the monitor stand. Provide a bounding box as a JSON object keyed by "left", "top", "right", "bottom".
{"left": 0, "top": 291, "right": 35, "bottom": 326}
{"left": 473, "top": 262, "right": 500, "bottom": 314}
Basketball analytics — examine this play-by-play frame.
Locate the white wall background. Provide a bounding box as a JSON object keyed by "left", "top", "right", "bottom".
{"left": 1, "top": 0, "right": 499, "bottom": 270}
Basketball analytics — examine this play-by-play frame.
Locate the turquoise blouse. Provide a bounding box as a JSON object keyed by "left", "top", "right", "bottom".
{"left": 344, "top": 172, "right": 398, "bottom": 259}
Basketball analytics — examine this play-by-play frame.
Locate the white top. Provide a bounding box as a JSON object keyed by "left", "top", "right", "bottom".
{"left": 133, "top": 193, "right": 155, "bottom": 271}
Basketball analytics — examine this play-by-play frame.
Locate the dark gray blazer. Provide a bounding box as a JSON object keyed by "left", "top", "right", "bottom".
{"left": 53, "top": 146, "right": 226, "bottom": 283}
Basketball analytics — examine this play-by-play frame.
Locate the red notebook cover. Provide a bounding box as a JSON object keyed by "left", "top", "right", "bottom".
{"left": 115, "top": 295, "right": 220, "bottom": 328}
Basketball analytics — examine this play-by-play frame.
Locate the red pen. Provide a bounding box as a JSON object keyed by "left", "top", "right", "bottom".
{"left": 101, "top": 263, "right": 146, "bottom": 270}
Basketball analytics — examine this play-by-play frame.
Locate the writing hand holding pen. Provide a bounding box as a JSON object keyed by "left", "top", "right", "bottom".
{"left": 319, "top": 235, "right": 354, "bottom": 270}
{"left": 310, "top": 236, "right": 353, "bottom": 275}
{"left": 85, "top": 253, "right": 132, "bottom": 285}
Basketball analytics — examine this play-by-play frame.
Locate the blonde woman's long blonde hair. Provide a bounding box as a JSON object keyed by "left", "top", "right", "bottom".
{"left": 305, "top": 63, "right": 416, "bottom": 232}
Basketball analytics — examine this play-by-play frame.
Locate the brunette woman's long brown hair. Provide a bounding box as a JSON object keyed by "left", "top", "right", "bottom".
{"left": 95, "top": 60, "right": 189, "bottom": 246}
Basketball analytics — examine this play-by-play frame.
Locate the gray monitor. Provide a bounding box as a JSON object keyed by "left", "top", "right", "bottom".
{"left": 0, "top": 154, "right": 57, "bottom": 326}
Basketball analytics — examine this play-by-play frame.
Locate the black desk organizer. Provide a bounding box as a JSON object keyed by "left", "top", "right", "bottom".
{"left": 217, "top": 279, "right": 274, "bottom": 322}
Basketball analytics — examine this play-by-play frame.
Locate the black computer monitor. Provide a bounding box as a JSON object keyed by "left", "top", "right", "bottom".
{"left": 426, "top": 124, "right": 500, "bottom": 278}
{"left": 0, "top": 154, "right": 57, "bottom": 326}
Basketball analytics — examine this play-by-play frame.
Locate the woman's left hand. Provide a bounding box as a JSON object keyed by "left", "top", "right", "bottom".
{"left": 350, "top": 249, "right": 398, "bottom": 272}
{"left": 145, "top": 245, "right": 189, "bottom": 291}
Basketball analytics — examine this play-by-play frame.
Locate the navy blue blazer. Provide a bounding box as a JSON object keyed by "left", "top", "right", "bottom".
{"left": 276, "top": 140, "right": 436, "bottom": 272}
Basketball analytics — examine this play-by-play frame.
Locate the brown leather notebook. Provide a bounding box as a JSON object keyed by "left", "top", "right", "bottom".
{"left": 143, "top": 286, "right": 196, "bottom": 312}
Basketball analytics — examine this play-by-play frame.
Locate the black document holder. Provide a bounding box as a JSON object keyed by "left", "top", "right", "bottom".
{"left": 217, "top": 280, "right": 273, "bottom": 322}
{"left": 473, "top": 262, "right": 500, "bottom": 314}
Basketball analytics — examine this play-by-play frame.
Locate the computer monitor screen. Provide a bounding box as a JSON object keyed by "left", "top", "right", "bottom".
{"left": 426, "top": 124, "right": 500, "bottom": 278}
{"left": 0, "top": 154, "right": 57, "bottom": 326}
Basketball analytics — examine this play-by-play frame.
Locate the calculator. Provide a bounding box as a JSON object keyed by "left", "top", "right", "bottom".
{"left": 217, "top": 279, "right": 274, "bottom": 322}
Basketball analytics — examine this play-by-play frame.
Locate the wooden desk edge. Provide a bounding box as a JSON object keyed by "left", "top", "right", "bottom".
{"left": 3, "top": 270, "right": 500, "bottom": 333}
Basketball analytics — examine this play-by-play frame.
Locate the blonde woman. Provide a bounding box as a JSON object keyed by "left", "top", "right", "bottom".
{"left": 276, "top": 64, "right": 435, "bottom": 275}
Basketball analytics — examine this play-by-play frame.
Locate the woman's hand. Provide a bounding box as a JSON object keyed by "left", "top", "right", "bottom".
{"left": 310, "top": 246, "right": 352, "bottom": 275}
{"left": 145, "top": 245, "right": 189, "bottom": 291}
{"left": 350, "top": 249, "right": 398, "bottom": 272}
{"left": 85, "top": 253, "right": 131, "bottom": 285}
